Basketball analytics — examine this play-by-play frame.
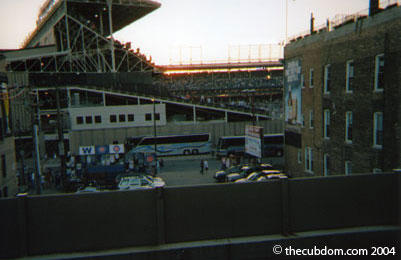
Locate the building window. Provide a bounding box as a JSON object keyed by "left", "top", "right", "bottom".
{"left": 110, "top": 115, "right": 117, "bottom": 123}
{"left": 298, "top": 149, "right": 302, "bottom": 164}
{"left": 128, "top": 114, "right": 134, "bottom": 122}
{"left": 324, "top": 153, "right": 330, "bottom": 176}
{"left": 305, "top": 147, "right": 313, "bottom": 173}
{"left": 374, "top": 54, "right": 384, "bottom": 91}
{"left": 301, "top": 114, "right": 305, "bottom": 127}
{"left": 345, "top": 111, "right": 353, "bottom": 143}
{"left": 324, "top": 65, "right": 331, "bottom": 94}
{"left": 324, "top": 109, "right": 330, "bottom": 139}
{"left": 95, "top": 115, "right": 102, "bottom": 124}
{"left": 373, "top": 112, "right": 383, "bottom": 148}
{"left": 345, "top": 161, "right": 352, "bottom": 175}
{"left": 346, "top": 60, "right": 354, "bottom": 93}
{"left": 155, "top": 113, "right": 160, "bottom": 121}
{"left": 1, "top": 154, "right": 6, "bottom": 178}
{"left": 76, "top": 116, "right": 83, "bottom": 125}
{"left": 145, "top": 113, "right": 152, "bottom": 121}
{"left": 309, "top": 69, "right": 314, "bottom": 88}
{"left": 85, "top": 116, "right": 92, "bottom": 124}
{"left": 309, "top": 110, "right": 314, "bottom": 129}
{"left": 119, "top": 114, "right": 126, "bottom": 122}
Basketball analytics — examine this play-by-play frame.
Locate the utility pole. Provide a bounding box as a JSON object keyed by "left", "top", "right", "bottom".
{"left": 33, "top": 124, "right": 42, "bottom": 195}
{"left": 17, "top": 120, "right": 26, "bottom": 185}
{"left": 30, "top": 89, "right": 42, "bottom": 195}
{"left": 152, "top": 99, "right": 157, "bottom": 154}
{"left": 56, "top": 88, "right": 66, "bottom": 186}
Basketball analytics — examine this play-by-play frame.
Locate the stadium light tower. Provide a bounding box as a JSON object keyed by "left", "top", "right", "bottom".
{"left": 286, "top": 0, "right": 295, "bottom": 43}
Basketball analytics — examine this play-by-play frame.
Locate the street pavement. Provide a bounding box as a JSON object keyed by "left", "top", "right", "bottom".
{"left": 19, "top": 154, "right": 284, "bottom": 195}
{"left": 157, "top": 155, "right": 220, "bottom": 187}
{"left": 157, "top": 154, "right": 283, "bottom": 187}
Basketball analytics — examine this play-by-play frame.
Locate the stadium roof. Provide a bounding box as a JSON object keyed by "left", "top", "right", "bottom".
{"left": 66, "top": 0, "right": 161, "bottom": 36}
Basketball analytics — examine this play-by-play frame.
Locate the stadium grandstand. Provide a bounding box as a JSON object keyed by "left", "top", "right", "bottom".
{"left": 154, "top": 63, "right": 283, "bottom": 118}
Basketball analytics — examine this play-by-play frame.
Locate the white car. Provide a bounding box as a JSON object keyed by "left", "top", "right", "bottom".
{"left": 118, "top": 175, "right": 166, "bottom": 190}
{"left": 235, "top": 170, "right": 283, "bottom": 183}
{"left": 76, "top": 186, "right": 99, "bottom": 193}
{"left": 145, "top": 175, "right": 166, "bottom": 188}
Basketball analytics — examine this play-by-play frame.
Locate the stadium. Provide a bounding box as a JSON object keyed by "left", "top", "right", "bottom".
{"left": 0, "top": 0, "right": 284, "bottom": 158}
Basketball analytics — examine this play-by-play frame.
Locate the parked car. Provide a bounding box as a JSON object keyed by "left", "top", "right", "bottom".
{"left": 226, "top": 163, "right": 273, "bottom": 182}
{"left": 145, "top": 175, "right": 166, "bottom": 188}
{"left": 75, "top": 186, "right": 99, "bottom": 193}
{"left": 236, "top": 170, "right": 282, "bottom": 183}
{"left": 214, "top": 164, "right": 251, "bottom": 182}
{"left": 118, "top": 175, "right": 165, "bottom": 190}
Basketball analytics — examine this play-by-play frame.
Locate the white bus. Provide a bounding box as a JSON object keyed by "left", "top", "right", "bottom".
{"left": 126, "top": 133, "right": 211, "bottom": 156}
{"left": 216, "top": 134, "right": 284, "bottom": 158}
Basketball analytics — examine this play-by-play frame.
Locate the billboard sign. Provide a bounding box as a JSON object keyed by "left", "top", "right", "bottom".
{"left": 95, "top": 145, "right": 109, "bottom": 155}
{"left": 79, "top": 144, "right": 125, "bottom": 155}
{"left": 285, "top": 59, "right": 302, "bottom": 125}
{"left": 79, "top": 146, "right": 95, "bottom": 155}
{"left": 245, "top": 125, "right": 264, "bottom": 158}
{"left": 109, "top": 144, "right": 124, "bottom": 154}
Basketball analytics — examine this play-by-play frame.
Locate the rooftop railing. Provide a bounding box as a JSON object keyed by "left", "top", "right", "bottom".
{"left": 288, "top": 0, "right": 400, "bottom": 43}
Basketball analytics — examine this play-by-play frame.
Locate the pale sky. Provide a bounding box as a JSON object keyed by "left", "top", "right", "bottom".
{"left": 0, "top": 0, "right": 370, "bottom": 65}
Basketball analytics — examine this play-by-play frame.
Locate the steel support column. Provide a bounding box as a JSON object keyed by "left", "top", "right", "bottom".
{"left": 107, "top": 0, "right": 116, "bottom": 72}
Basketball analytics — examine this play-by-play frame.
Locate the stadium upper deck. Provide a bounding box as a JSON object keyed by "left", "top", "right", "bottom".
{"left": 3, "top": 0, "right": 160, "bottom": 75}
{"left": 24, "top": 0, "right": 161, "bottom": 48}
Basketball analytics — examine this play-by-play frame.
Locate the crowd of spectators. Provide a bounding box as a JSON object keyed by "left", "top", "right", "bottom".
{"left": 152, "top": 70, "right": 284, "bottom": 118}
{"left": 154, "top": 70, "right": 283, "bottom": 91}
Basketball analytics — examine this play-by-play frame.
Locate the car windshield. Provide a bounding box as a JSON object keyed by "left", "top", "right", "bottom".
{"left": 140, "top": 179, "right": 150, "bottom": 186}
{"left": 145, "top": 175, "right": 154, "bottom": 182}
{"left": 129, "top": 179, "right": 140, "bottom": 185}
{"left": 120, "top": 179, "right": 130, "bottom": 186}
{"left": 227, "top": 166, "right": 239, "bottom": 173}
{"left": 247, "top": 172, "right": 259, "bottom": 180}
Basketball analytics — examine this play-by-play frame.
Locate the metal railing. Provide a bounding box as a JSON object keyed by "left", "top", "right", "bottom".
{"left": 288, "top": 0, "right": 400, "bottom": 42}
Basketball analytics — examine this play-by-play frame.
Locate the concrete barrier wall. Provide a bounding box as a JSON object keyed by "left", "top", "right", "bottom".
{"left": 0, "top": 198, "right": 21, "bottom": 259}
{"left": 0, "top": 173, "right": 398, "bottom": 259}
{"left": 25, "top": 190, "right": 158, "bottom": 255}
{"left": 163, "top": 182, "right": 282, "bottom": 243}
{"left": 289, "top": 173, "right": 399, "bottom": 232}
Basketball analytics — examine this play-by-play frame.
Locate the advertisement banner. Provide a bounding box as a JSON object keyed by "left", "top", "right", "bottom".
{"left": 245, "top": 125, "right": 264, "bottom": 158}
{"left": 95, "top": 145, "right": 109, "bottom": 155}
{"left": 109, "top": 144, "right": 124, "bottom": 154}
{"left": 285, "top": 59, "right": 302, "bottom": 125}
{"left": 79, "top": 146, "right": 95, "bottom": 155}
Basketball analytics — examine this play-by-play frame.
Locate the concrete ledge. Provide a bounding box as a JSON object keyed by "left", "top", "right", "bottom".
{"left": 13, "top": 225, "right": 400, "bottom": 260}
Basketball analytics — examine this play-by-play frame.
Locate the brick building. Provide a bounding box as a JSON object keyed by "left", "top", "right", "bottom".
{"left": 284, "top": 1, "right": 401, "bottom": 177}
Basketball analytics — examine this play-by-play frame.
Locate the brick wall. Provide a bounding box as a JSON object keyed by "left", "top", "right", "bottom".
{"left": 284, "top": 6, "right": 401, "bottom": 176}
